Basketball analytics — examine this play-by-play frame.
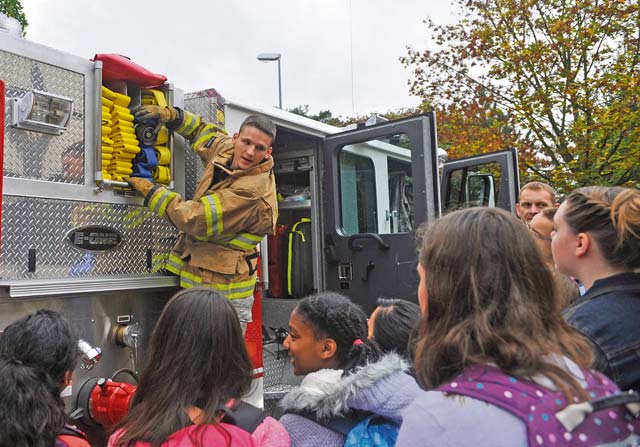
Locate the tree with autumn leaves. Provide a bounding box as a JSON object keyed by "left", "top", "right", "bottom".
{"left": 402, "top": 0, "right": 640, "bottom": 193}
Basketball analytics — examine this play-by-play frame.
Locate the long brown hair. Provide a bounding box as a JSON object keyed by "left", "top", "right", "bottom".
{"left": 563, "top": 186, "right": 640, "bottom": 269}
{"left": 115, "top": 289, "right": 253, "bottom": 447}
{"left": 414, "top": 207, "right": 593, "bottom": 400}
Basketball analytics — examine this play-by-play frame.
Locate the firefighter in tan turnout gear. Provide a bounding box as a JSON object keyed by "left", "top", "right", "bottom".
{"left": 127, "top": 106, "right": 278, "bottom": 324}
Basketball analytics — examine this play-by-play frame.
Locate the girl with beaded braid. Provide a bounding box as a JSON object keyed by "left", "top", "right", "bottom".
{"left": 279, "top": 292, "right": 420, "bottom": 447}
{"left": 554, "top": 186, "right": 640, "bottom": 391}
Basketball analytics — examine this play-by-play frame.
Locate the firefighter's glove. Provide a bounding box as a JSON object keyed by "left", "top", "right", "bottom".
{"left": 126, "top": 177, "right": 155, "bottom": 197}
{"left": 132, "top": 105, "right": 177, "bottom": 124}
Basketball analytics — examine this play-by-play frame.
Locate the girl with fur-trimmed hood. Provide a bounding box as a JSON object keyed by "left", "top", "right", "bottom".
{"left": 279, "top": 292, "right": 420, "bottom": 447}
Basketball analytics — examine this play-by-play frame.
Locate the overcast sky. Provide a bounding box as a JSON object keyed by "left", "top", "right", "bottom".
{"left": 21, "top": 0, "right": 458, "bottom": 117}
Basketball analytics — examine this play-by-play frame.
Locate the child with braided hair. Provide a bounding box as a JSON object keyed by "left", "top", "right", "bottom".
{"left": 554, "top": 186, "right": 640, "bottom": 391}
{"left": 279, "top": 292, "right": 420, "bottom": 447}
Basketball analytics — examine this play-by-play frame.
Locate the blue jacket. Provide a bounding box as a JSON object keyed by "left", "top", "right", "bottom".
{"left": 563, "top": 272, "right": 640, "bottom": 391}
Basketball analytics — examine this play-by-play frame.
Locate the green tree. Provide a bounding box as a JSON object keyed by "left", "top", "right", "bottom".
{"left": 0, "top": 0, "right": 27, "bottom": 35}
{"left": 288, "top": 105, "right": 423, "bottom": 128}
{"left": 288, "top": 105, "right": 346, "bottom": 126}
{"left": 287, "top": 101, "right": 531, "bottom": 162}
{"left": 402, "top": 0, "right": 640, "bottom": 192}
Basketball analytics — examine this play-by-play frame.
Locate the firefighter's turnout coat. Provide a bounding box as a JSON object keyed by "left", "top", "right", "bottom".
{"left": 143, "top": 110, "right": 277, "bottom": 322}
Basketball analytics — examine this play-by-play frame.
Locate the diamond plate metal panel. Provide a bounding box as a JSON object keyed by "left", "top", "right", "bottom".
{"left": 184, "top": 92, "right": 224, "bottom": 124}
{"left": 183, "top": 135, "right": 205, "bottom": 200}
{"left": 263, "top": 348, "right": 292, "bottom": 389}
{"left": 1, "top": 50, "right": 85, "bottom": 184}
{"left": 0, "top": 196, "right": 177, "bottom": 279}
{"left": 184, "top": 90, "right": 225, "bottom": 200}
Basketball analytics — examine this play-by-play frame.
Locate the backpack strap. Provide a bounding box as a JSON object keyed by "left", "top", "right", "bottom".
{"left": 56, "top": 424, "right": 90, "bottom": 447}
{"left": 555, "top": 389, "right": 640, "bottom": 432}
{"left": 292, "top": 409, "right": 372, "bottom": 437}
{"left": 219, "top": 400, "right": 268, "bottom": 434}
{"left": 59, "top": 424, "right": 89, "bottom": 439}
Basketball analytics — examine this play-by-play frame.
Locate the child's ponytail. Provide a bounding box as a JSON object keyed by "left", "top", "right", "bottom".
{"left": 343, "top": 337, "right": 382, "bottom": 375}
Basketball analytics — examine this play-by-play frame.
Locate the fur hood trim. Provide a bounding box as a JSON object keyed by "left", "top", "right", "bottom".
{"left": 279, "top": 352, "right": 408, "bottom": 419}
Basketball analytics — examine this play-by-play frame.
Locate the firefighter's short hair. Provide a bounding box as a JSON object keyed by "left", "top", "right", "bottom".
{"left": 239, "top": 114, "right": 277, "bottom": 145}
{"left": 519, "top": 181, "right": 556, "bottom": 203}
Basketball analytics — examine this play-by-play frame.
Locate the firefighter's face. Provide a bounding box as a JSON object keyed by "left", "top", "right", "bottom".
{"left": 283, "top": 310, "right": 337, "bottom": 376}
{"left": 516, "top": 188, "right": 555, "bottom": 223}
{"left": 231, "top": 125, "right": 272, "bottom": 170}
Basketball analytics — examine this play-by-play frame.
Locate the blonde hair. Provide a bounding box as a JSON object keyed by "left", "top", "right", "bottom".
{"left": 563, "top": 186, "right": 640, "bottom": 269}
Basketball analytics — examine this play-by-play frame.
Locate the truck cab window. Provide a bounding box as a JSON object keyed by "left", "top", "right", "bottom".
{"left": 338, "top": 132, "right": 414, "bottom": 236}
{"left": 340, "top": 152, "right": 377, "bottom": 234}
{"left": 443, "top": 161, "right": 502, "bottom": 213}
{"left": 387, "top": 157, "right": 413, "bottom": 233}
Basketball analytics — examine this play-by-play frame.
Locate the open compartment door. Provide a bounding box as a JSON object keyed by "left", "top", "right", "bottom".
{"left": 321, "top": 114, "right": 439, "bottom": 311}
{"left": 441, "top": 148, "right": 520, "bottom": 214}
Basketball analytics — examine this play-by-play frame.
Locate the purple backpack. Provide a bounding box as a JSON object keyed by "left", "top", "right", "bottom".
{"left": 437, "top": 364, "right": 640, "bottom": 446}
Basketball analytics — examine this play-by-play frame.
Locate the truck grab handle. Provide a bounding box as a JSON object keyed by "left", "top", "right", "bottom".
{"left": 348, "top": 233, "right": 390, "bottom": 251}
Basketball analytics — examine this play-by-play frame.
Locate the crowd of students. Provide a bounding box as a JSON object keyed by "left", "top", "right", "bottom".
{"left": 1, "top": 183, "right": 639, "bottom": 447}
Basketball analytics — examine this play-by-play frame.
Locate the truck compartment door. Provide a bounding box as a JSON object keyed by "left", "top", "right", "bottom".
{"left": 441, "top": 148, "right": 519, "bottom": 214}
{"left": 321, "top": 114, "right": 439, "bottom": 312}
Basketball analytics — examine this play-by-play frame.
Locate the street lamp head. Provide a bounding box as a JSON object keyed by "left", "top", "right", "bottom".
{"left": 256, "top": 53, "right": 283, "bottom": 109}
{"left": 257, "top": 53, "right": 281, "bottom": 62}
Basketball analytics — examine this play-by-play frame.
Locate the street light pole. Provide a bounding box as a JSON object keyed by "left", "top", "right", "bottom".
{"left": 257, "top": 53, "right": 283, "bottom": 109}
{"left": 276, "top": 57, "right": 282, "bottom": 110}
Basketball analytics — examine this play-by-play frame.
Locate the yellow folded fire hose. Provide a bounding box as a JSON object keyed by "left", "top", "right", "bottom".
{"left": 155, "top": 126, "right": 169, "bottom": 145}
{"left": 142, "top": 89, "right": 167, "bottom": 107}
{"left": 112, "top": 119, "right": 134, "bottom": 129}
{"left": 115, "top": 143, "right": 140, "bottom": 154}
{"left": 154, "top": 146, "right": 171, "bottom": 165}
{"left": 112, "top": 92, "right": 131, "bottom": 108}
{"left": 101, "top": 86, "right": 117, "bottom": 101}
{"left": 153, "top": 166, "right": 171, "bottom": 184}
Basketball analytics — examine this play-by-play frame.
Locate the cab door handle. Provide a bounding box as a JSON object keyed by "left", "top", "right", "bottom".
{"left": 348, "top": 233, "right": 390, "bottom": 251}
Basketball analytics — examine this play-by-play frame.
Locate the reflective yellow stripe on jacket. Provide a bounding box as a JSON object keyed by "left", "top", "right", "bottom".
{"left": 176, "top": 110, "right": 201, "bottom": 137}
{"left": 192, "top": 123, "right": 226, "bottom": 153}
{"left": 165, "top": 254, "right": 256, "bottom": 300}
{"left": 227, "top": 233, "right": 263, "bottom": 250}
{"left": 198, "top": 194, "right": 264, "bottom": 248}
{"left": 195, "top": 232, "right": 263, "bottom": 251}
{"left": 165, "top": 254, "right": 184, "bottom": 275}
{"left": 148, "top": 189, "right": 178, "bottom": 218}
{"left": 201, "top": 194, "right": 223, "bottom": 236}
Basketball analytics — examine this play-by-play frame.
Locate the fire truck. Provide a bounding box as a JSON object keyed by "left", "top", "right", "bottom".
{"left": 0, "top": 23, "right": 519, "bottom": 443}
